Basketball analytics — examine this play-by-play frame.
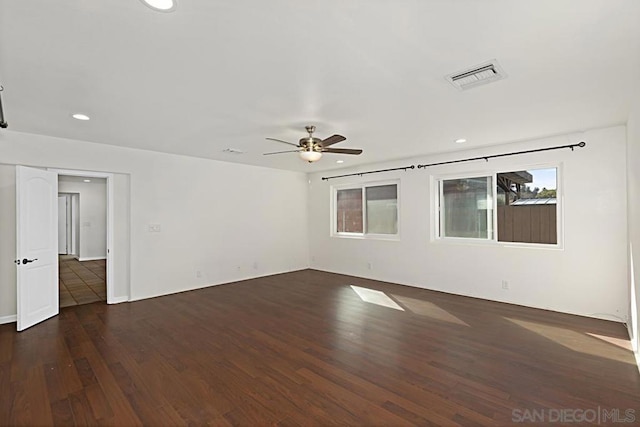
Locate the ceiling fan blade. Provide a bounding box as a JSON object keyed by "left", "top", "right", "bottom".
{"left": 263, "top": 150, "right": 302, "bottom": 156}
{"left": 322, "top": 148, "right": 363, "bottom": 155}
{"left": 266, "top": 137, "right": 299, "bottom": 147}
{"left": 321, "top": 134, "right": 346, "bottom": 147}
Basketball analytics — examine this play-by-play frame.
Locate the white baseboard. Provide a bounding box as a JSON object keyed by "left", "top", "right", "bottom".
{"left": 108, "top": 296, "right": 128, "bottom": 304}
{"left": 78, "top": 256, "right": 106, "bottom": 262}
{"left": 0, "top": 314, "right": 17, "bottom": 325}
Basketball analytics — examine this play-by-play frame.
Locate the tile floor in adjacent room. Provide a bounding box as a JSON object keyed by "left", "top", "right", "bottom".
{"left": 59, "top": 255, "right": 106, "bottom": 307}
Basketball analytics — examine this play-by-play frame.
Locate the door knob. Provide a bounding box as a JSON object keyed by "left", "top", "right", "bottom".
{"left": 22, "top": 258, "right": 38, "bottom": 264}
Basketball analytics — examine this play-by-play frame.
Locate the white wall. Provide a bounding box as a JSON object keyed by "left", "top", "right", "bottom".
{"left": 59, "top": 178, "right": 107, "bottom": 260}
{"left": 0, "top": 130, "right": 309, "bottom": 319}
{"left": 627, "top": 90, "right": 640, "bottom": 361}
{"left": 309, "top": 125, "right": 629, "bottom": 321}
{"left": 1, "top": 125, "right": 629, "bottom": 326}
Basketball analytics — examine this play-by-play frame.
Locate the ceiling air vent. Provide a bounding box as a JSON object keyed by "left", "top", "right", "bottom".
{"left": 446, "top": 59, "right": 506, "bottom": 91}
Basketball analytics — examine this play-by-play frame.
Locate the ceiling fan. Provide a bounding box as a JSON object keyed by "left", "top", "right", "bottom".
{"left": 264, "top": 125, "right": 363, "bottom": 163}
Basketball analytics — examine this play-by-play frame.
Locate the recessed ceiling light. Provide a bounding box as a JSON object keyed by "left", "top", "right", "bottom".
{"left": 72, "top": 113, "right": 90, "bottom": 121}
{"left": 140, "top": 0, "right": 177, "bottom": 12}
{"left": 455, "top": 138, "right": 467, "bottom": 144}
{"left": 336, "top": 160, "right": 344, "bottom": 164}
{"left": 83, "top": 179, "right": 91, "bottom": 183}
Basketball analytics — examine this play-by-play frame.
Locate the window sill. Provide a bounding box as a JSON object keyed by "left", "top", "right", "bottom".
{"left": 332, "top": 233, "right": 400, "bottom": 242}
{"left": 432, "top": 237, "right": 563, "bottom": 250}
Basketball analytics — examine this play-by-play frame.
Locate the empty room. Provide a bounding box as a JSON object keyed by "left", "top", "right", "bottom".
{"left": 1, "top": 0, "right": 640, "bottom": 425}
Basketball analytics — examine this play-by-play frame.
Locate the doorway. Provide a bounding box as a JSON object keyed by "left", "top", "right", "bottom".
{"left": 50, "top": 169, "right": 116, "bottom": 308}
{"left": 57, "top": 176, "right": 107, "bottom": 307}
{"left": 15, "top": 166, "right": 117, "bottom": 331}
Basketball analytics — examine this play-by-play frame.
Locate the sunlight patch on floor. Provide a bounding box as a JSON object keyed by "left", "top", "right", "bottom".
{"left": 586, "top": 333, "right": 632, "bottom": 351}
{"left": 350, "top": 285, "right": 404, "bottom": 311}
{"left": 392, "top": 295, "right": 469, "bottom": 326}
{"left": 505, "top": 317, "right": 634, "bottom": 364}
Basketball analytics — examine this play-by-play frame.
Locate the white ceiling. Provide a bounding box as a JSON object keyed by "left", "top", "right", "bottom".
{"left": 1, "top": 1, "right": 639, "bottom": 172}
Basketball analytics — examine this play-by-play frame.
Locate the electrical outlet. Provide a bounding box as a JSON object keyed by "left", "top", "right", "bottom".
{"left": 253, "top": 262, "right": 258, "bottom": 270}
{"left": 501, "top": 280, "right": 509, "bottom": 290}
{"left": 148, "top": 224, "right": 161, "bottom": 232}
{"left": 367, "top": 262, "right": 373, "bottom": 270}
{"left": 196, "top": 270, "right": 202, "bottom": 278}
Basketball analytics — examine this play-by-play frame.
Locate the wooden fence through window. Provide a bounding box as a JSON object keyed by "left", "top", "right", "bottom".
{"left": 497, "top": 205, "right": 557, "bottom": 244}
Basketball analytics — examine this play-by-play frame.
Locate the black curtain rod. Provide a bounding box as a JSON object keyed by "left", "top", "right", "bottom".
{"left": 321, "top": 165, "right": 415, "bottom": 181}
{"left": 0, "top": 86, "right": 7, "bottom": 129}
{"left": 321, "top": 141, "right": 586, "bottom": 181}
{"left": 416, "top": 141, "right": 586, "bottom": 169}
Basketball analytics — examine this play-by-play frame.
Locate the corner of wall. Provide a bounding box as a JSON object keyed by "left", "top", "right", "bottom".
{"left": 626, "top": 85, "right": 640, "bottom": 373}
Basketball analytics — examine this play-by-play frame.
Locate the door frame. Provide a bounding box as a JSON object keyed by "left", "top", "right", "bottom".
{"left": 49, "top": 168, "right": 116, "bottom": 304}
{"left": 58, "top": 192, "right": 80, "bottom": 257}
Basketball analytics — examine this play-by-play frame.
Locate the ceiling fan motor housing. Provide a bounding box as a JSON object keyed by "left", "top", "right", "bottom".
{"left": 299, "top": 137, "right": 323, "bottom": 151}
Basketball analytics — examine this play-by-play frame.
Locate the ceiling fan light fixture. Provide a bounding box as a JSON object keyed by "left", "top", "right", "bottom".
{"left": 265, "top": 125, "right": 360, "bottom": 162}
{"left": 299, "top": 151, "right": 322, "bottom": 163}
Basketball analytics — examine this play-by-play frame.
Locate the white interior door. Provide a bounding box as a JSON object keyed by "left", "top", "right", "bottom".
{"left": 16, "top": 166, "right": 59, "bottom": 331}
{"left": 58, "top": 196, "right": 67, "bottom": 254}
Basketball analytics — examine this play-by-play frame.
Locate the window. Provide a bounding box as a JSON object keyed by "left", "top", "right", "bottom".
{"left": 366, "top": 185, "right": 398, "bottom": 234}
{"left": 436, "top": 167, "right": 559, "bottom": 245}
{"left": 336, "top": 188, "right": 363, "bottom": 233}
{"left": 439, "top": 176, "right": 493, "bottom": 239}
{"left": 496, "top": 168, "right": 557, "bottom": 244}
{"left": 335, "top": 183, "right": 398, "bottom": 237}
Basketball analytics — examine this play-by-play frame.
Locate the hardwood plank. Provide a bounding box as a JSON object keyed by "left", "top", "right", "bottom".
{"left": 8, "top": 380, "right": 33, "bottom": 426}
{"left": 68, "top": 390, "right": 98, "bottom": 426}
{"left": 296, "top": 367, "right": 415, "bottom": 426}
{"left": 43, "top": 362, "right": 69, "bottom": 404}
{"left": 26, "top": 367, "right": 54, "bottom": 426}
{"left": 50, "top": 398, "right": 75, "bottom": 426}
{"left": 0, "top": 362, "right": 11, "bottom": 426}
{"left": 108, "top": 362, "right": 186, "bottom": 426}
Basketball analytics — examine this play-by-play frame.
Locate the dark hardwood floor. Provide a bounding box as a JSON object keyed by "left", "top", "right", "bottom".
{"left": 1, "top": 269, "right": 638, "bottom": 426}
